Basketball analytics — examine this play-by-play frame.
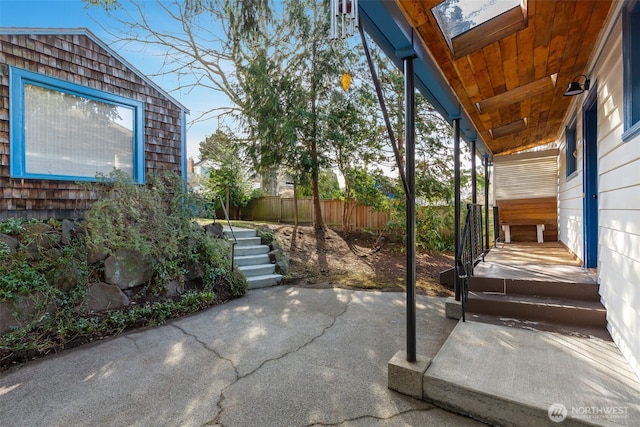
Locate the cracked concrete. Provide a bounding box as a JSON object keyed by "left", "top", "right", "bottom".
{"left": 0, "top": 286, "right": 482, "bottom": 426}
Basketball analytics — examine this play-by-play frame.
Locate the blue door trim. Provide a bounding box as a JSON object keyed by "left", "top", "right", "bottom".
{"left": 582, "top": 85, "right": 598, "bottom": 268}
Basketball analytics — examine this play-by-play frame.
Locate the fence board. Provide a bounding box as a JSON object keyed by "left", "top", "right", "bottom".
{"left": 243, "top": 197, "right": 390, "bottom": 231}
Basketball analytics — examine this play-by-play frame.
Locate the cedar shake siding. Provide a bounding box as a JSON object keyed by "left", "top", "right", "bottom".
{"left": 0, "top": 30, "right": 187, "bottom": 219}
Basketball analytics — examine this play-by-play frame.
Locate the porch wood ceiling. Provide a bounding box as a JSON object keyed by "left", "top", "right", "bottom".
{"left": 396, "top": 0, "right": 614, "bottom": 155}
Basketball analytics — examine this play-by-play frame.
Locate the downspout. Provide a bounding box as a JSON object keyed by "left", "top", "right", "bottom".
{"left": 453, "top": 116, "right": 461, "bottom": 301}
{"left": 181, "top": 110, "right": 188, "bottom": 182}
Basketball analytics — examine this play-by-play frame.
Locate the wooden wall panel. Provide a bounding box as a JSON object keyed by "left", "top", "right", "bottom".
{"left": 0, "top": 33, "right": 184, "bottom": 219}
{"left": 497, "top": 196, "right": 558, "bottom": 242}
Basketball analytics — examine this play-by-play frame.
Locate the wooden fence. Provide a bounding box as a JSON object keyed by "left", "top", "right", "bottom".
{"left": 240, "top": 197, "right": 390, "bottom": 232}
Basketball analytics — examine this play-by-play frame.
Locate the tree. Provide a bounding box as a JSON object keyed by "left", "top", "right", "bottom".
{"left": 198, "top": 130, "right": 251, "bottom": 212}
{"left": 86, "top": 0, "right": 355, "bottom": 231}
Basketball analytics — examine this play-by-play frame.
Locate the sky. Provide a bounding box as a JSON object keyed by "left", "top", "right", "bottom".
{"left": 0, "top": 0, "right": 229, "bottom": 161}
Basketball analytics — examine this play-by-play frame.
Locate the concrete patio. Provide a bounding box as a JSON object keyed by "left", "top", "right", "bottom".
{"left": 0, "top": 286, "right": 481, "bottom": 427}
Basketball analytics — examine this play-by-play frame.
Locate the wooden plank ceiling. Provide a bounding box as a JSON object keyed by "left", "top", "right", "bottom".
{"left": 396, "top": 0, "right": 613, "bottom": 155}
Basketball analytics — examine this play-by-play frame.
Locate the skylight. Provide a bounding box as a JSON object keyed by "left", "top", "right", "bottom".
{"left": 433, "top": 0, "right": 521, "bottom": 40}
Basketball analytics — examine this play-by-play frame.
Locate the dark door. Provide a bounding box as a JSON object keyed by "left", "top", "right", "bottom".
{"left": 583, "top": 88, "right": 598, "bottom": 269}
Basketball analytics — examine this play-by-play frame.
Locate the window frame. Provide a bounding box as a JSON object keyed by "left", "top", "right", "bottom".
{"left": 565, "top": 123, "right": 577, "bottom": 178}
{"left": 9, "top": 66, "right": 145, "bottom": 183}
{"left": 622, "top": 0, "right": 640, "bottom": 141}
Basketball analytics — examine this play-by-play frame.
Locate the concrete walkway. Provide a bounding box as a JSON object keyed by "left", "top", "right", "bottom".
{"left": 0, "top": 287, "right": 482, "bottom": 427}
{"left": 424, "top": 321, "right": 640, "bottom": 426}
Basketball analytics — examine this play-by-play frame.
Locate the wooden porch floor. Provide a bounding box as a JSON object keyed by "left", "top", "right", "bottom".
{"left": 474, "top": 242, "right": 597, "bottom": 284}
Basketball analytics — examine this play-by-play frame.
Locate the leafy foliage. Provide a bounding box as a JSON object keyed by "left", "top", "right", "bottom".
{"left": 1, "top": 172, "right": 247, "bottom": 367}
{"left": 199, "top": 130, "right": 253, "bottom": 209}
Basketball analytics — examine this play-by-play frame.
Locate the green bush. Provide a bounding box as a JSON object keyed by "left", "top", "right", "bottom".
{"left": 0, "top": 171, "right": 247, "bottom": 367}
{"left": 387, "top": 199, "right": 455, "bottom": 252}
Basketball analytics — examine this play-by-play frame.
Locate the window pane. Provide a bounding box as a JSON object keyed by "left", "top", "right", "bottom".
{"left": 24, "top": 84, "right": 134, "bottom": 178}
{"left": 433, "top": 0, "right": 521, "bottom": 40}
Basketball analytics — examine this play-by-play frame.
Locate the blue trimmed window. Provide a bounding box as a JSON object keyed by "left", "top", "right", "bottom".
{"left": 9, "top": 66, "right": 145, "bottom": 183}
{"left": 565, "top": 124, "right": 577, "bottom": 176}
{"left": 622, "top": 1, "right": 640, "bottom": 141}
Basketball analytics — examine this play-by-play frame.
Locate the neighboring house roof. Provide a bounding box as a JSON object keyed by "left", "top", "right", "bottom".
{"left": 0, "top": 27, "right": 189, "bottom": 113}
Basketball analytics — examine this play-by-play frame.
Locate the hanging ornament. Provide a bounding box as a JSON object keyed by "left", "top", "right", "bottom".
{"left": 341, "top": 72, "right": 352, "bottom": 91}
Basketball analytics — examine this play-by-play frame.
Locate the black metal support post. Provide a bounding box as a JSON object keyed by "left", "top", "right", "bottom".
{"left": 484, "top": 156, "right": 490, "bottom": 252}
{"left": 471, "top": 140, "right": 477, "bottom": 204}
{"left": 404, "top": 54, "right": 417, "bottom": 363}
{"left": 453, "top": 117, "right": 461, "bottom": 302}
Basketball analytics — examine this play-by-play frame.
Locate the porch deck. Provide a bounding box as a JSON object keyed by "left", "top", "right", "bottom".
{"left": 474, "top": 241, "right": 595, "bottom": 284}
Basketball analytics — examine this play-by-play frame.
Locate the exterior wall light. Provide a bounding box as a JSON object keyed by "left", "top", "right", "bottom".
{"left": 564, "top": 75, "right": 590, "bottom": 96}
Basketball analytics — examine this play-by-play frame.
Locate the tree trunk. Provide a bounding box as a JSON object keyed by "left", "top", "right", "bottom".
{"left": 261, "top": 167, "right": 278, "bottom": 196}
{"left": 310, "top": 27, "right": 324, "bottom": 231}
{"left": 293, "top": 182, "right": 299, "bottom": 227}
{"left": 310, "top": 141, "right": 324, "bottom": 230}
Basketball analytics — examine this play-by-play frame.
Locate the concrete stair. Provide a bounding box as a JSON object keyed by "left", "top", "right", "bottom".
{"left": 223, "top": 226, "right": 282, "bottom": 289}
{"left": 466, "top": 276, "right": 607, "bottom": 330}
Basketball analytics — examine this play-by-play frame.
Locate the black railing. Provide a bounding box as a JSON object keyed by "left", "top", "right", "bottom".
{"left": 456, "top": 203, "right": 485, "bottom": 321}
{"left": 217, "top": 194, "right": 237, "bottom": 272}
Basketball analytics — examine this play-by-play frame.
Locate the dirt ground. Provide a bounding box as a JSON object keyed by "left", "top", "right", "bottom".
{"left": 262, "top": 224, "right": 454, "bottom": 297}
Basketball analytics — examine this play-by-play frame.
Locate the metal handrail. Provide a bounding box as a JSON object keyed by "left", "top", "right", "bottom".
{"left": 456, "top": 203, "right": 485, "bottom": 321}
{"left": 217, "top": 194, "right": 237, "bottom": 271}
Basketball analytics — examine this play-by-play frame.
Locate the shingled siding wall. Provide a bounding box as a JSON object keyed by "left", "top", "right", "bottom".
{"left": 0, "top": 33, "right": 184, "bottom": 219}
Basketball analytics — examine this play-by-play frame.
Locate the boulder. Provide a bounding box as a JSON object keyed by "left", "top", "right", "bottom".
{"left": 22, "top": 224, "right": 60, "bottom": 261}
{"left": 62, "top": 219, "right": 86, "bottom": 245}
{"left": 104, "top": 249, "right": 153, "bottom": 289}
{"left": 0, "top": 233, "right": 19, "bottom": 254}
{"left": 186, "top": 260, "right": 205, "bottom": 281}
{"left": 204, "top": 222, "right": 224, "bottom": 238}
{"left": 86, "top": 282, "right": 130, "bottom": 311}
{"left": 22, "top": 222, "right": 52, "bottom": 237}
{"left": 163, "top": 279, "right": 183, "bottom": 297}
{"left": 87, "top": 245, "right": 110, "bottom": 264}
{"left": 53, "top": 260, "right": 81, "bottom": 293}
{"left": 256, "top": 227, "right": 275, "bottom": 245}
{"left": 269, "top": 249, "right": 290, "bottom": 275}
{"left": 0, "top": 294, "right": 57, "bottom": 335}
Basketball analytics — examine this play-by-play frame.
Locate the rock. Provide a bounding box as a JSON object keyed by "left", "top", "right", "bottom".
{"left": 256, "top": 227, "right": 274, "bottom": 245}
{"left": 22, "top": 222, "right": 52, "bottom": 237}
{"left": 269, "top": 249, "right": 290, "bottom": 275}
{"left": 0, "top": 233, "right": 19, "bottom": 254}
{"left": 22, "top": 224, "right": 60, "bottom": 261}
{"left": 204, "top": 222, "right": 224, "bottom": 238}
{"left": 104, "top": 249, "right": 153, "bottom": 289}
{"left": 186, "top": 260, "right": 205, "bottom": 280}
{"left": 86, "top": 282, "right": 130, "bottom": 311}
{"left": 270, "top": 239, "right": 282, "bottom": 252}
{"left": 53, "top": 260, "right": 81, "bottom": 293}
{"left": 62, "top": 219, "right": 85, "bottom": 245}
{"left": 87, "top": 245, "right": 110, "bottom": 264}
{"left": 0, "top": 294, "right": 57, "bottom": 335}
{"left": 163, "top": 279, "right": 183, "bottom": 297}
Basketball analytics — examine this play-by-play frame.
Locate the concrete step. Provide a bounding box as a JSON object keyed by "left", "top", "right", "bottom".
{"left": 223, "top": 227, "right": 257, "bottom": 239}
{"left": 232, "top": 237, "right": 262, "bottom": 247}
{"left": 238, "top": 263, "right": 276, "bottom": 277}
{"left": 246, "top": 274, "right": 283, "bottom": 289}
{"left": 234, "top": 245, "right": 269, "bottom": 257}
{"left": 470, "top": 276, "right": 600, "bottom": 301}
{"left": 466, "top": 292, "right": 607, "bottom": 328}
{"left": 234, "top": 254, "right": 270, "bottom": 267}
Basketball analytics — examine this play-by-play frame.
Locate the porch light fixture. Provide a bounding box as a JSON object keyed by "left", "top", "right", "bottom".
{"left": 330, "top": 0, "right": 358, "bottom": 40}
{"left": 564, "top": 75, "right": 590, "bottom": 96}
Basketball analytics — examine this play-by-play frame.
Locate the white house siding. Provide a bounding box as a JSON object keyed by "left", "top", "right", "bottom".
{"left": 559, "top": 16, "right": 640, "bottom": 378}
